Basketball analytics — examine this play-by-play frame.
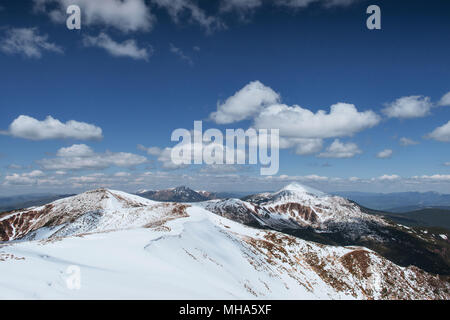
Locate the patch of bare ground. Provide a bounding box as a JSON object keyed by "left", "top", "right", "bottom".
{"left": 0, "top": 252, "right": 25, "bottom": 262}
{"left": 245, "top": 237, "right": 289, "bottom": 265}
{"left": 340, "top": 250, "right": 372, "bottom": 280}
{"left": 267, "top": 203, "right": 319, "bottom": 223}
{"left": 243, "top": 281, "right": 258, "bottom": 297}
{"left": 143, "top": 204, "right": 190, "bottom": 228}
{"left": 245, "top": 232, "right": 352, "bottom": 291}
{"left": 303, "top": 250, "right": 355, "bottom": 296}
{"left": 241, "top": 230, "right": 450, "bottom": 299}
{"left": 111, "top": 193, "right": 145, "bottom": 208}
{"left": 150, "top": 226, "right": 171, "bottom": 232}
{"left": 0, "top": 204, "right": 54, "bottom": 241}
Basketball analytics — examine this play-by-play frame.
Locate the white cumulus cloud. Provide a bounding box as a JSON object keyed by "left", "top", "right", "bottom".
{"left": 38, "top": 144, "right": 147, "bottom": 171}
{"left": 415, "top": 174, "right": 450, "bottom": 182}
{"left": 382, "top": 95, "right": 432, "bottom": 119}
{"left": 293, "top": 139, "right": 324, "bottom": 155}
{"left": 3, "top": 170, "right": 45, "bottom": 186}
{"left": 318, "top": 139, "right": 362, "bottom": 158}
{"left": 210, "top": 81, "right": 280, "bottom": 124}
{"left": 57, "top": 144, "right": 95, "bottom": 157}
{"left": 138, "top": 145, "right": 181, "bottom": 169}
{"left": 276, "top": 137, "right": 323, "bottom": 155}
{"left": 254, "top": 102, "right": 380, "bottom": 139}
{"left": 378, "top": 174, "right": 400, "bottom": 181}
{"left": 2, "top": 115, "right": 103, "bottom": 141}
{"left": 376, "top": 149, "right": 393, "bottom": 159}
{"left": 209, "top": 81, "right": 379, "bottom": 158}
{"left": 4, "top": 174, "right": 36, "bottom": 186}
{"left": 399, "top": 137, "right": 419, "bottom": 146}
{"left": 438, "top": 92, "right": 450, "bottom": 107}
{"left": 33, "top": 0, "right": 155, "bottom": 33}
{"left": 210, "top": 81, "right": 380, "bottom": 139}
{"left": 427, "top": 121, "right": 450, "bottom": 142}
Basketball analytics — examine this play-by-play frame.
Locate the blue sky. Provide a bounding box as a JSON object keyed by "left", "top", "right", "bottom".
{"left": 0, "top": 0, "right": 450, "bottom": 195}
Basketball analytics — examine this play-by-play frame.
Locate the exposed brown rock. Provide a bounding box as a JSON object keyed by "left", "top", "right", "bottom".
{"left": 269, "top": 202, "right": 319, "bottom": 223}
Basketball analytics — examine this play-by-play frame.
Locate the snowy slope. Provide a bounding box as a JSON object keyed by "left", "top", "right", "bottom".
{"left": 1, "top": 205, "right": 448, "bottom": 299}
{"left": 0, "top": 187, "right": 449, "bottom": 299}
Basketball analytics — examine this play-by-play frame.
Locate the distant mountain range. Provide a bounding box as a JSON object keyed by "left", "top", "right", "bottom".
{"left": 0, "top": 187, "right": 251, "bottom": 212}
{"left": 357, "top": 204, "right": 450, "bottom": 231}
{"left": 4, "top": 189, "right": 450, "bottom": 213}
{"left": 0, "top": 194, "right": 74, "bottom": 212}
{"left": 136, "top": 186, "right": 252, "bottom": 203}
{"left": 333, "top": 191, "right": 450, "bottom": 212}
{"left": 136, "top": 186, "right": 212, "bottom": 202}
{"left": 2, "top": 187, "right": 450, "bottom": 232}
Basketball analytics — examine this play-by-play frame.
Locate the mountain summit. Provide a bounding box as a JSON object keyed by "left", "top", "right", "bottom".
{"left": 0, "top": 188, "right": 187, "bottom": 241}
{"left": 212, "top": 183, "right": 383, "bottom": 232}
{"left": 136, "top": 186, "right": 214, "bottom": 202}
{"left": 280, "top": 183, "right": 326, "bottom": 197}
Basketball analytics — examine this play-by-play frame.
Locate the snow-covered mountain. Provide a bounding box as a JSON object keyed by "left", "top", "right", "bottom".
{"left": 0, "top": 186, "right": 449, "bottom": 299}
{"left": 206, "top": 183, "right": 387, "bottom": 237}
{"left": 136, "top": 186, "right": 214, "bottom": 202}
{"left": 206, "top": 184, "right": 450, "bottom": 275}
{"left": 0, "top": 189, "right": 188, "bottom": 241}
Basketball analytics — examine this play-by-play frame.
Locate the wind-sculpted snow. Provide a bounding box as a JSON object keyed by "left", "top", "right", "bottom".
{"left": 0, "top": 186, "right": 449, "bottom": 299}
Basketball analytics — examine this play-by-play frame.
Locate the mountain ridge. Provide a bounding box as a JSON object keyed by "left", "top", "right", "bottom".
{"left": 0, "top": 184, "right": 449, "bottom": 299}
{"left": 136, "top": 186, "right": 215, "bottom": 202}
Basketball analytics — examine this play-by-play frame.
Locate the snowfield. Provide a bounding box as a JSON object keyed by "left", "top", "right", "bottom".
{"left": 0, "top": 187, "right": 449, "bottom": 299}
